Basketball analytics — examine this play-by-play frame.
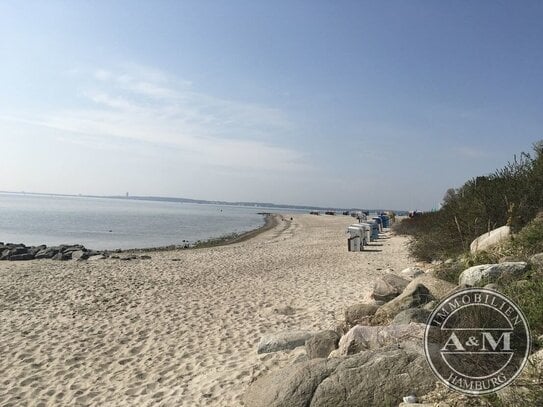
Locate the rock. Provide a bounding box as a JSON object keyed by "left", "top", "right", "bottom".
{"left": 29, "top": 245, "right": 46, "bottom": 256}
{"left": 257, "top": 331, "right": 315, "bottom": 354}
{"left": 373, "top": 284, "right": 433, "bottom": 323}
{"left": 527, "top": 348, "right": 543, "bottom": 375}
{"left": 408, "top": 274, "right": 456, "bottom": 300}
{"left": 423, "top": 300, "right": 438, "bottom": 311}
{"left": 9, "top": 253, "right": 34, "bottom": 261}
{"left": 244, "top": 343, "right": 435, "bottom": 407}
{"left": 470, "top": 225, "right": 511, "bottom": 253}
{"left": 497, "top": 386, "right": 537, "bottom": 406}
{"left": 338, "top": 323, "right": 426, "bottom": 355}
{"left": 392, "top": 308, "right": 431, "bottom": 325}
{"left": 120, "top": 255, "right": 138, "bottom": 261}
{"left": 458, "top": 262, "right": 528, "bottom": 286}
{"left": 371, "top": 273, "right": 410, "bottom": 302}
{"left": 71, "top": 250, "right": 88, "bottom": 261}
{"left": 52, "top": 252, "right": 71, "bottom": 261}
{"left": 305, "top": 330, "right": 340, "bottom": 359}
{"left": 274, "top": 305, "right": 296, "bottom": 316}
{"left": 35, "top": 247, "right": 59, "bottom": 259}
{"left": 530, "top": 252, "right": 543, "bottom": 269}
{"left": 87, "top": 254, "right": 106, "bottom": 261}
{"left": 8, "top": 246, "right": 28, "bottom": 256}
{"left": 400, "top": 267, "right": 425, "bottom": 280}
{"left": 421, "top": 381, "right": 493, "bottom": 406}
{"left": 495, "top": 348, "right": 543, "bottom": 405}
{"left": 345, "top": 303, "right": 379, "bottom": 326}
{"left": 59, "top": 244, "right": 84, "bottom": 253}
{"left": 140, "top": 255, "right": 152, "bottom": 260}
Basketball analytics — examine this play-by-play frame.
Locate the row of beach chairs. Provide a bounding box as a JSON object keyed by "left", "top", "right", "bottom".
{"left": 346, "top": 214, "right": 391, "bottom": 251}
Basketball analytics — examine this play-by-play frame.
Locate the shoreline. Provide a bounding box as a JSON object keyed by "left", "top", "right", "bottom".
{"left": 118, "top": 213, "right": 281, "bottom": 253}
{"left": 0, "top": 213, "right": 282, "bottom": 260}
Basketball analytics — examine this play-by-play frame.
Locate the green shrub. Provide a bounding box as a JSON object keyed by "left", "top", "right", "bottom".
{"left": 499, "top": 270, "right": 543, "bottom": 336}
{"left": 504, "top": 215, "right": 543, "bottom": 257}
{"left": 396, "top": 141, "right": 543, "bottom": 262}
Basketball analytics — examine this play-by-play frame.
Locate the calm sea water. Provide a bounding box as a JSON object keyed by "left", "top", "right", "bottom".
{"left": 0, "top": 193, "right": 288, "bottom": 250}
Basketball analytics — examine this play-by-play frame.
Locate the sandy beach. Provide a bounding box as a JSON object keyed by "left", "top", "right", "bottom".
{"left": 0, "top": 214, "right": 416, "bottom": 406}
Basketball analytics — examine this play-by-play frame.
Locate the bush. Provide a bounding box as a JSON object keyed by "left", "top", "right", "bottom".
{"left": 396, "top": 141, "right": 543, "bottom": 262}
{"left": 500, "top": 270, "right": 543, "bottom": 336}
{"left": 503, "top": 214, "right": 543, "bottom": 257}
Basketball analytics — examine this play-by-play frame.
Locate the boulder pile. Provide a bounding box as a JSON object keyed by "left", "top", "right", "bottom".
{"left": 245, "top": 267, "right": 460, "bottom": 407}
{"left": 0, "top": 242, "right": 152, "bottom": 261}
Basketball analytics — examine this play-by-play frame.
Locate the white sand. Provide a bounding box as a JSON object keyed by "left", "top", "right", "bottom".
{"left": 0, "top": 214, "right": 416, "bottom": 406}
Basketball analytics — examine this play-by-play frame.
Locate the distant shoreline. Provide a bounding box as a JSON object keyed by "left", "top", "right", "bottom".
{"left": 0, "top": 190, "right": 405, "bottom": 214}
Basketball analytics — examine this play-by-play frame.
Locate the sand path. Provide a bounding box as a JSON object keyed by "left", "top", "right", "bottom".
{"left": 0, "top": 214, "right": 415, "bottom": 406}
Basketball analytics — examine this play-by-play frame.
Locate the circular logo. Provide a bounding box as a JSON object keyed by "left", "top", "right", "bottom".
{"left": 424, "top": 288, "right": 531, "bottom": 395}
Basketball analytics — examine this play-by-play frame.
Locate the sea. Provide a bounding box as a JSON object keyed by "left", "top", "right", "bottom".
{"left": 0, "top": 193, "right": 301, "bottom": 250}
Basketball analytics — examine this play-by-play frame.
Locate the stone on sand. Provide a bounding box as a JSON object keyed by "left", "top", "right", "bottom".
{"left": 244, "top": 343, "right": 435, "bottom": 407}
{"left": 257, "top": 331, "right": 315, "bottom": 354}
{"left": 373, "top": 283, "right": 433, "bottom": 323}
{"left": 392, "top": 308, "right": 431, "bottom": 325}
{"left": 338, "top": 323, "right": 426, "bottom": 355}
{"left": 305, "top": 330, "right": 340, "bottom": 359}
{"left": 344, "top": 303, "right": 379, "bottom": 327}
{"left": 371, "top": 273, "right": 410, "bottom": 302}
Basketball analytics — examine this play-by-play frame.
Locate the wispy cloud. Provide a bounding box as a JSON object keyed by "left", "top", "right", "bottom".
{"left": 13, "top": 64, "right": 310, "bottom": 173}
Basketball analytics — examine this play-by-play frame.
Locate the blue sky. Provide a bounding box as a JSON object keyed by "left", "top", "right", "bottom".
{"left": 1, "top": 1, "right": 542, "bottom": 209}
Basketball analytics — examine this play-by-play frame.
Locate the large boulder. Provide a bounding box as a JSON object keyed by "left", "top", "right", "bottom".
{"left": 1, "top": 246, "right": 29, "bottom": 260}
{"left": 305, "top": 330, "right": 340, "bottom": 359}
{"left": 470, "top": 225, "right": 510, "bottom": 253}
{"left": 344, "top": 303, "right": 379, "bottom": 327}
{"left": 52, "top": 251, "right": 72, "bottom": 261}
{"left": 257, "top": 331, "right": 315, "bottom": 354}
{"left": 458, "top": 262, "right": 528, "bottom": 286}
{"left": 71, "top": 250, "right": 89, "bottom": 261}
{"left": 9, "top": 253, "right": 34, "bottom": 261}
{"left": 371, "top": 273, "right": 410, "bottom": 302}
{"left": 35, "top": 247, "right": 59, "bottom": 259}
{"left": 244, "top": 343, "right": 435, "bottom": 407}
{"left": 408, "top": 274, "right": 456, "bottom": 300}
{"left": 530, "top": 252, "right": 543, "bottom": 269}
{"left": 338, "top": 323, "right": 426, "bottom": 356}
{"left": 373, "top": 283, "right": 433, "bottom": 323}
{"left": 392, "top": 308, "right": 431, "bottom": 325}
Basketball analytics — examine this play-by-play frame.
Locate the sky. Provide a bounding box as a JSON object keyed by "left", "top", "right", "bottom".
{"left": 1, "top": 1, "right": 542, "bottom": 210}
